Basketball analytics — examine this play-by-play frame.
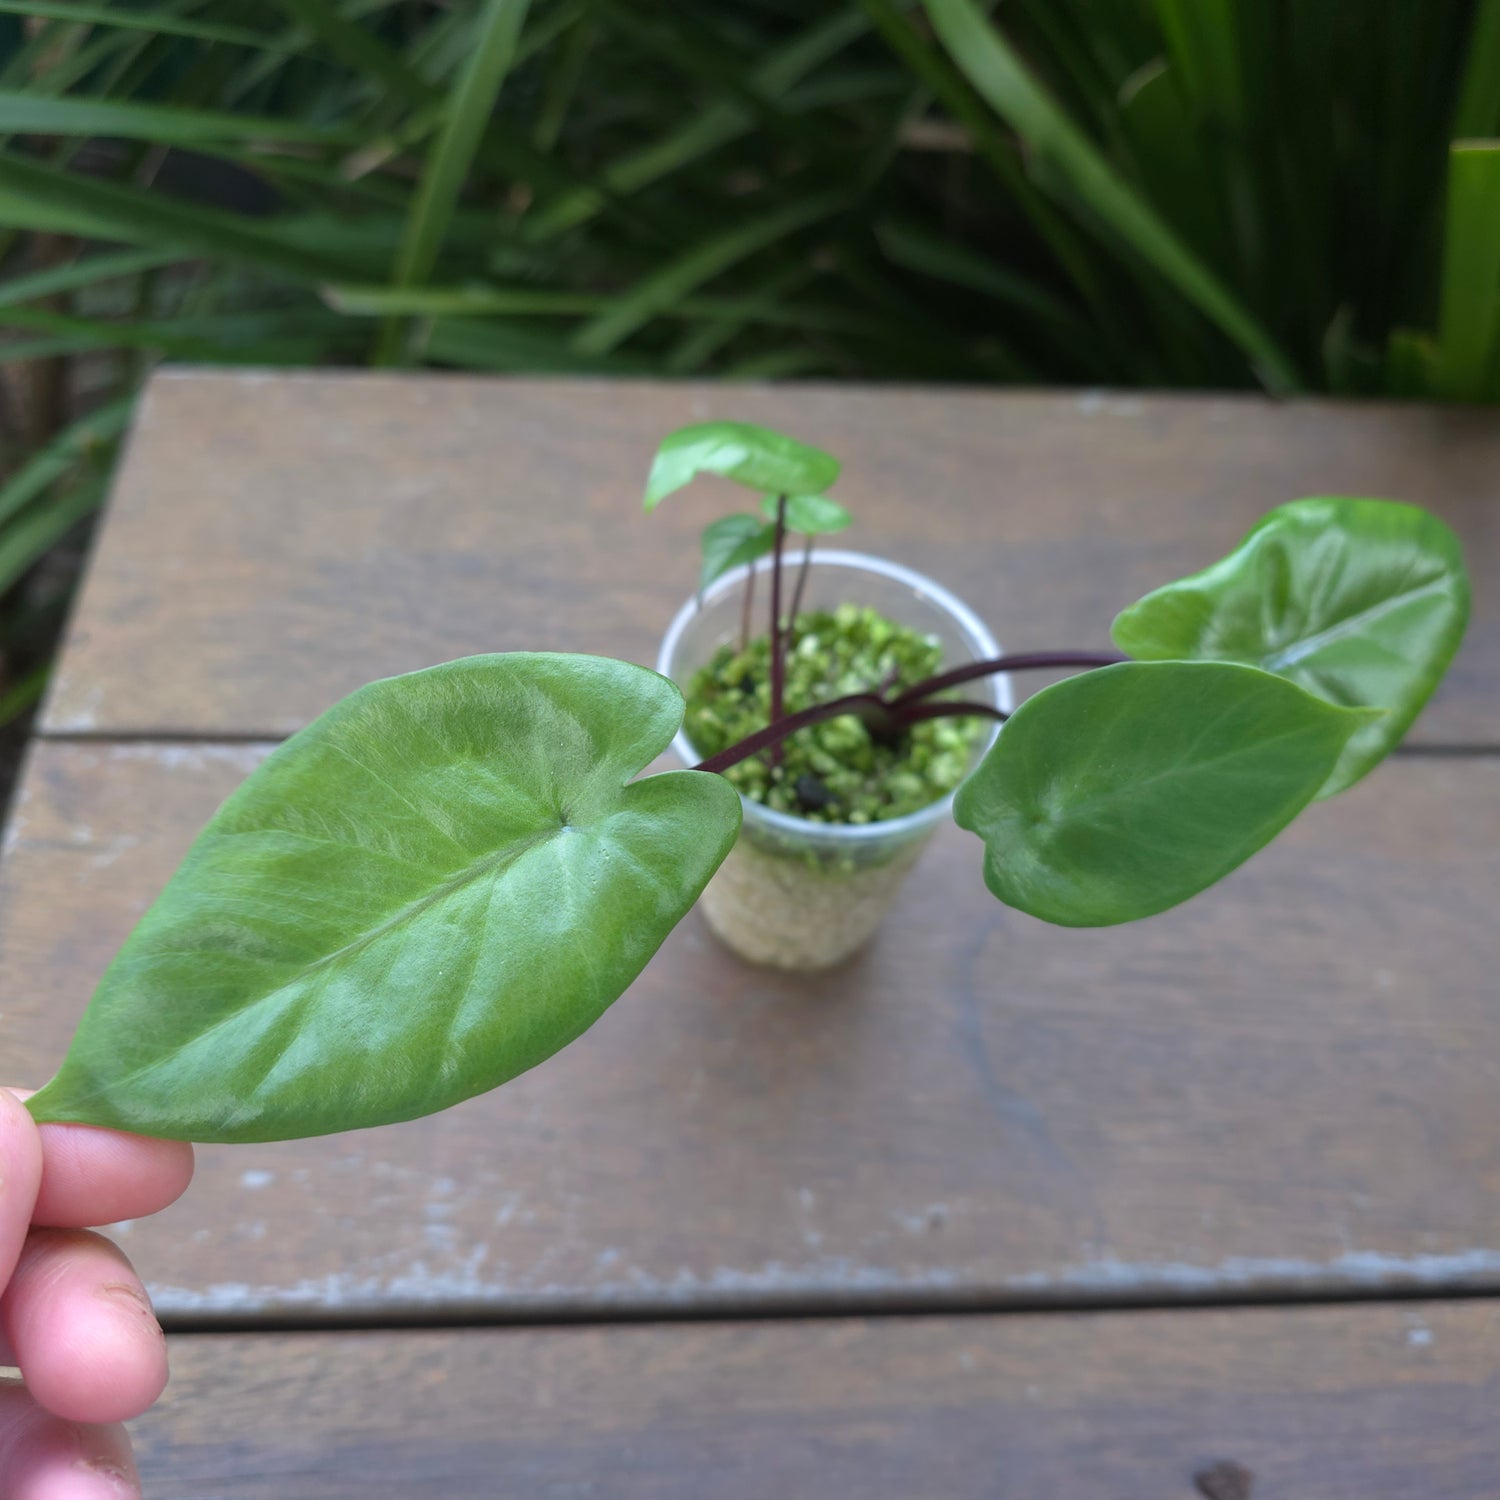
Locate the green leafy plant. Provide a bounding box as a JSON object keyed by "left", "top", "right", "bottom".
{"left": 24, "top": 418, "right": 1469, "bottom": 1145}
{"left": 1, "top": 1, "right": 1495, "bottom": 734}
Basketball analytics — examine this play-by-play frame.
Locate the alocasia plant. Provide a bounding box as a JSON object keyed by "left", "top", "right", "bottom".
{"left": 24, "top": 421, "right": 1469, "bottom": 1144}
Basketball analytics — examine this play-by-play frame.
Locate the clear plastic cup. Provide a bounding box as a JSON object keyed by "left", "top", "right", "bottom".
{"left": 657, "top": 551, "right": 1009, "bottom": 970}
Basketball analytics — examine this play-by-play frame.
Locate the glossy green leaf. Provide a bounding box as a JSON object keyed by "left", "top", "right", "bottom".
{"left": 1111, "top": 498, "right": 1469, "bottom": 797}
{"left": 953, "top": 661, "right": 1376, "bottom": 928}
{"left": 27, "top": 655, "right": 740, "bottom": 1143}
{"left": 700, "top": 513, "right": 775, "bottom": 591}
{"left": 643, "top": 421, "right": 841, "bottom": 511}
{"left": 758, "top": 492, "right": 852, "bottom": 535}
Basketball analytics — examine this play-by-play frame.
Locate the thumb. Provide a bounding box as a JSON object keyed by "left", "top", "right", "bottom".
{"left": 0, "top": 1091, "right": 43, "bottom": 1294}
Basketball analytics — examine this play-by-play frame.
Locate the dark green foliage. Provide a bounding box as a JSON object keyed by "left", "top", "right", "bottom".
{"left": 0, "top": 4, "right": 1492, "bottom": 698}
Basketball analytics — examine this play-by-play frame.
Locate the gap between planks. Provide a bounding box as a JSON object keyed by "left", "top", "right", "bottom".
{"left": 33, "top": 729, "right": 1500, "bottom": 758}
{"left": 151, "top": 1279, "right": 1500, "bottom": 1339}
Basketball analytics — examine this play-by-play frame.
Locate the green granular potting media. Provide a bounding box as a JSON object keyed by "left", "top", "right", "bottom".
{"left": 683, "top": 602, "right": 988, "bottom": 824}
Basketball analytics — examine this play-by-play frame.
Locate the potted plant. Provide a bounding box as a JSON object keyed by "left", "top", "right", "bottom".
{"left": 22, "top": 421, "right": 1468, "bottom": 1145}
{"left": 649, "top": 424, "right": 1115, "bottom": 970}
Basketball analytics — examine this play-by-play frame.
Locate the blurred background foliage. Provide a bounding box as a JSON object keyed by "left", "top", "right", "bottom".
{"left": 0, "top": 0, "right": 1497, "bottom": 741}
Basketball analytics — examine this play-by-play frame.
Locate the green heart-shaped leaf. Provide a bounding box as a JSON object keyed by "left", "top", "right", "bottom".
{"left": 700, "top": 513, "right": 776, "bottom": 591}
{"left": 28, "top": 655, "right": 741, "bottom": 1143}
{"left": 758, "top": 492, "right": 852, "bottom": 534}
{"left": 1111, "top": 498, "right": 1469, "bottom": 797}
{"left": 644, "top": 421, "right": 840, "bottom": 510}
{"left": 953, "top": 661, "right": 1377, "bottom": 927}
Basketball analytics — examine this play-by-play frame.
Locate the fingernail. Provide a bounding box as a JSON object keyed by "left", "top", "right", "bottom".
{"left": 74, "top": 1456, "right": 137, "bottom": 1495}
{"left": 98, "top": 1281, "right": 165, "bottom": 1340}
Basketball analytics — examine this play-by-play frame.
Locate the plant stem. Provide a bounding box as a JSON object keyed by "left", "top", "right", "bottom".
{"left": 738, "top": 563, "right": 756, "bottom": 653}
{"left": 694, "top": 649, "right": 1123, "bottom": 777}
{"left": 890, "top": 650, "right": 1126, "bottom": 705}
{"left": 789, "top": 533, "right": 814, "bottom": 624}
{"left": 767, "top": 493, "right": 788, "bottom": 766}
{"left": 894, "top": 698, "right": 1008, "bottom": 726}
{"left": 695, "top": 690, "right": 894, "bottom": 775}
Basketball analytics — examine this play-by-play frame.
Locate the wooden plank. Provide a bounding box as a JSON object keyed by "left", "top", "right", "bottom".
{"left": 2, "top": 741, "right": 1495, "bottom": 1317}
{"left": 40, "top": 370, "right": 1499, "bottom": 742}
{"left": 134, "top": 1303, "right": 1500, "bottom": 1497}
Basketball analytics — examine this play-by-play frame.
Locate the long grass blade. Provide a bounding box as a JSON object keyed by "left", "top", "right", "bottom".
{"left": 523, "top": 8, "right": 868, "bottom": 241}
{"left": 379, "top": 0, "right": 532, "bottom": 362}
{"left": 858, "top": 0, "right": 1120, "bottom": 337}
{"left": 571, "top": 194, "right": 846, "bottom": 356}
{"left": 0, "top": 473, "right": 107, "bottom": 598}
{"left": 1437, "top": 141, "right": 1500, "bottom": 399}
{"left": 268, "top": 0, "right": 430, "bottom": 105}
{"left": 0, "top": 151, "right": 350, "bottom": 283}
{"left": 0, "top": 305, "right": 363, "bottom": 364}
{"left": 422, "top": 317, "right": 649, "bottom": 373}
{"left": 0, "top": 663, "right": 48, "bottom": 727}
{"left": 0, "top": 398, "right": 131, "bottom": 532}
{"left": 1384, "top": 328, "right": 1440, "bottom": 399}
{"left": 532, "top": 14, "right": 594, "bottom": 153}
{"left": 1455, "top": 0, "right": 1500, "bottom": 138}
{"left": 0, "top": 336, "right": 108, "bottom": 364}
{"left": 875, "top": 216, "right": 1084, "bottom": 332}
{"left": 1116, "top": 59, "right": 1232, "bottom": 275}
{"left": 923, "top": 0, "right": 1302, "bottom": 391}
{"left": 325, "top": 281, "right": 876, "bottom": 335}
{"left": 0, "top": 92, "right": 358, "bottom": 145}
{"left": 0, "top": 3, "right": 296, "bottom": 52}
{"left": 664, "top": 264, "right": 817, "bottom": 375}
{"left": 0, "top": 247, "right": 181, "bottom": 309}
{"left": 1152, "top": 0, "right": 1243, "bottom": 127}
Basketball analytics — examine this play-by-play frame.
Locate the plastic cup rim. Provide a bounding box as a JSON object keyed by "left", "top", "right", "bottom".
{"left": 655, "top": 549, "right": 1009, "bottom": 845}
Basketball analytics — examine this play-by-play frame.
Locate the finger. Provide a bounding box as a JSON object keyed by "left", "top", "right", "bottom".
{"left": 1, "top": 1230, "right": 167, "bottom": 1425}
{"left": 3, "top": 1090, "right": 194, "bottom": 1230}
{"left": 0, "top": 1091, "right": 43, "bottom": 1288}
{"left": 0, "top": 1388, "right": 139, "bottom": 1499}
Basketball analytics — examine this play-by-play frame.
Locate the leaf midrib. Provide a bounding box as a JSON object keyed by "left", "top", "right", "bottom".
{"left": 271, "top": 822, "right": 559, "bottom": 990}
{"left": 1035, "top": 714, "right": 1346, "bottom": 826}
{"left": 68, "top": 822, "right": 563, "bottom": 1112}
{"left": 1260, "top": 571, "right": 1452, "bottom": 672}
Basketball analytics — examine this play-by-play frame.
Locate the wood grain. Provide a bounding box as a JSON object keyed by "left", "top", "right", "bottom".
{"left": 134, "top": 1302, "right": 1500, "bottom": 1497}
{"left": 40, "top": 370, "right": 1498, "bottom": 742}
{"left": 2, "top": 741, "right": 1495, "bottom": 1317}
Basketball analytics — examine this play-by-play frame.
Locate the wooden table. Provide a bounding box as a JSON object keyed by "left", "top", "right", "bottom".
{"left": 2, "top": 371, "right": 1497, "bottom": 1495}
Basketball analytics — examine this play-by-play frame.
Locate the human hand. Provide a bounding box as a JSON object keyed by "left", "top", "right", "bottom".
{"left": 0, "top": 1087, "right": 194, "bottom": 1497}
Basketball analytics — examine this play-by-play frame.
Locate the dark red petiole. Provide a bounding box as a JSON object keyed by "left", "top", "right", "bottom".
{"left": 693, "top": 650, "right": 1122, "bottom": 777}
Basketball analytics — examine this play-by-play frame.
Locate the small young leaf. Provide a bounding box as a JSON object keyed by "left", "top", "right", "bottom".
{"left": 953, "top": 661, "right": 1376, "bottom": 928}
{"left": 644, "top": 421, "right": 840, "bottom": 510}
{"left": 700, "top": 513, "right": 776, "bottom": 591}
{"left": 27, "top": 655, "right": 741, "bottom": 1143}
{"left": 1111, "top": 498, "right": 1469, "bottom": 797}
{"left": 758, "top": 492, "right": 852, "bottom": 535}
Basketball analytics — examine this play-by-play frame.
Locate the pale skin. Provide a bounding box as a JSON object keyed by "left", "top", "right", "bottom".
{"left": 0, "top": 1088, "right": 193, "bottom": 1498}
